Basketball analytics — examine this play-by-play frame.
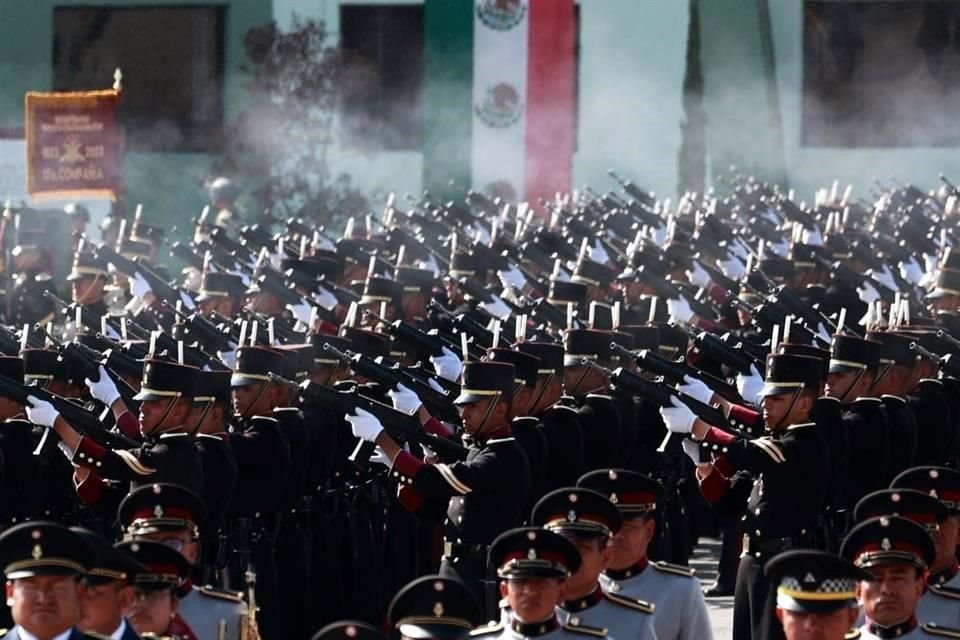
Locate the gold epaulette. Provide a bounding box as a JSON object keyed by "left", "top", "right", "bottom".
{"left": 603, "top": 592, "right": 655, "bottom": 614}
{"left": 930, "top": 585, "right": 960, "bottom": 600}
{"left": 843, "top": 631, "right": 860, "bottom": 640}
{"left": 653, "top": 560, "right": 696, "bottom": 577}
{"left": 469, "top": 623, "right": 503, "bottom": 637}
{"left": 199, "top": 585, "right": 245, "bottom": 602}
{"left": 563, "top": 620, "right": 607, "bottom": 637}
{"left": 923, "top": 623, "right": 960, "bottom": 638}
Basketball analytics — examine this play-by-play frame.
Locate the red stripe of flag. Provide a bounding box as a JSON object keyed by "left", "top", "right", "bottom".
{"left": 524, "top": 0, "right": 575, "bottom": 210}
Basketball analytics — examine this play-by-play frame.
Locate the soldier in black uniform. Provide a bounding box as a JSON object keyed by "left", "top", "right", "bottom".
{"left": 826, "top": 335, "right": 895, "bottom": 508}
{"left": 65, "top": 251, "right": 111, "bottom": 319}
{"left": 865, "top": 331, "right": 919, "bottom": 474}
{"left": 194, "top": 272, "right": 247, "bottom": 318}
{"left": 0, "top": 356, "right": 45, "bottom": 529}
{"left": 227, "top": 345, "right": 291, "bottom": 640}
{"left": 664, "top": 353, "right": 829, "bottom": 640}
{"left": 516, "top": 341, "right": 584, "bottom": 494}
{"left": 183, "top": 369, "right": 237, "bottom": 584}
{"left": 561, "top": 329, "right": 622, "bottom": 473}
{"left": 350, "top": 360, "right": 531, "bottom": 615}
{"left": 32, "top": 358, "right": 204, "bottom": 509}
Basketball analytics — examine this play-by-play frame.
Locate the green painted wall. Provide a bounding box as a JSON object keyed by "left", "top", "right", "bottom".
{"left": 0, "top": 0, "right": 272, "bottom": 232}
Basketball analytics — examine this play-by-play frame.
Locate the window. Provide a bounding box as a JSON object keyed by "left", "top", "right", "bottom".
{"left": 803, "top": 1, "right": 960, "bottom": 147}
{"left": 53, "top": 6, "right": 226, "bottom": 152}
{"left": 339, "top": 4, "right": 424, "bottom": 151}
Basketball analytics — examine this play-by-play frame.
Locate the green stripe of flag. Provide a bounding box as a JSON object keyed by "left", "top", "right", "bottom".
{"left": 423, "top": 0, "right": 474, "bottom": 200}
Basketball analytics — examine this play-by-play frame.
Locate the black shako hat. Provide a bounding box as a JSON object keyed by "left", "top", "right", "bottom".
{"left": 133, "top": 359, "right": 199, "bottom": 402}
{"left": 759, "top": 353, "right": 822, "bottom": 398}
{"left": 453, "top": 361, "right": 514, "bottom": 405}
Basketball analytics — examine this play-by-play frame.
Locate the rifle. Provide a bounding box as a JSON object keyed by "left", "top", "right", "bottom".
{"left": 427, "top": 301, "right": 511, "bottom": 350}
{"left": 322, "top": 343, "right": 461, "bottom": 424}
{"left": 607, "top": 170, "right": 657, "bottom": 208}
{"left": 32, "top": 325, "right": 141, "bottom": 410}
{"left": 609, "top": 342, "right": 743, "bottom": 404}
{"left": 93, "top": 244, "right": 182, "bottom": 307}
{"left": 161, "top": 301, "right": 237, "bottom": 353}
{"left": 631, "top": 267, "right": 718, "bottom": 320}
{"left": 43, "top": 291, "right": 124, "bottom": 337}
{"left": 681, "top": 324, "right": 762, "bottom": 376}
{"left": 0, "top": 374, "right": 139, "bottom": 450}
{"left": 911, "top": 342, "right": 960, "bottom": 378}
{"left": 579, "top": 359, "right": 733, "bottom": 454}
{"left": 169, "top": 241, "right": 205, "bottom": 271}
{"left": 294, "top": 378, "right": 468, "bottom": 465}
{"left": 819, "top": 258, "right": 897, "bottom": 304}
{"left": 364, "top": 310, "right": 484, "bottom": 361}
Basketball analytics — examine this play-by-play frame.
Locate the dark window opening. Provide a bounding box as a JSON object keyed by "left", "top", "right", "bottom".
{"left": 339, "top": 4, "right": 424, "bottom": 151}
{"left": 803, "top": 1, "right": 960, "bottom": 147}
{"left": 53, "top": 6, "right": 226, "bottom": 152}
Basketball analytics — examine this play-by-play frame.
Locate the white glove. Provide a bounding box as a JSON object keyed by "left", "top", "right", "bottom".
{"left": 659, "top": 396, "right": 696, "bottom": 434}
{"left": 427, "top": 377, "right": 446, "bottom": 393}
{"left": 370, "top": 446, "right": 393, "bottom": 468}
{"left": 816, "top": 323, "right": 832, "bottom": 345}
{"left": 760, "top": 207, "right": 781, "bottom": 225}
{"left": 479, "top": 297, "right": 512, "bottom": 321}
{"left": 681, "top": 438, "right": 709, "bottom": 467}
{"left": 178, "top": 289, "right": 197, "bottom": 311}
{"left": 497, "top": 265, "right": 527, "bottom": 291}
{"left": 589, "top": 239, "right": 611, "bottom": 265}
{"left": 430, "top": 346, "right": 463, "bottom": 383}
{"left": 857, "top": 282, "right": 881, "bottom": 304}
{"left": 313, "top": 287, "right": 339, "bottom": 311}
{"left": 858, "top": 304, "right": 876, "bottom": 327}
{"left": 85, "top": 365, "right": 121, "bottom": 407}
{"left": 729, "top": 238, "right": 750, "bottom": 261}
{"left": 388, "top": 383, "right": 423, "bottom": 414}
{"left": 678, "top": 374, "right": 714, "bottom": 405}
{"left": 128, "top": 272, "right": 151, "bottom": 299}
{"left": 219, "top": 349, "right": 237, "bottom": 369}
{"left": 719, "top": 256, "right": 746, "bottom": 281}
{"left": 667, "top": 296, "right": 695, "bottom": 324}
{"left": 286, "top": 301, "right": 314, "bottom": 326}
{"left": 768, "top": 240, "right": 790, "bottom": 257}
{"left": 802, "top": 226, "right": 824, "bottom": 246}
{"left": 899, "top": 256, "right": 924, "bottom": 286}
{"left": 686, "top": 262, "right": 712, "bottom": 289}
{"left": 736, "top": 364, "right": 764, "bottom": 407}
{"left": 26, "top": 395, "right": 60, "bottom": 429}
{"left": 871, "top": 264, "right": 897, "bottom": 292}
{"left": 346, "top": 407, "right": 384, "bottom": 443}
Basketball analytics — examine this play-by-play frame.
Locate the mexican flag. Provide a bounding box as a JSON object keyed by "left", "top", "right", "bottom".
{"left": 423, "top": 0, "right": 575, "bottom": 206}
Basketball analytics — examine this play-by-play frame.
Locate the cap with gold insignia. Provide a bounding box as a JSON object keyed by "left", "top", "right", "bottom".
{"left": 117, "top": 483, "right": 208, "bottom": 537}
{"left": 387, "top": 575, "right": 482, "bottom": 640}
{"left": 195, "top": 272, "right": 246, "bottom": 303}
{"left": 192, "top": 369, "right": 232, "bottom": 405}
{"left": 576, "top": 469, "right": 664, "bottom": 517}
{"left": 453, "top": 361, "right": 515, "bottom": 406}
{"left": 853, "top": 489, "right": 948, "bottom": 534}
{"left": 531, "top": 488, "right": 622, "bottom": 538}
{"left": 516, "top": 342, "right": 564, "bottom": 376}
{"left": 310, "top": 621, "right": 385, "bottom": 640}
{"left": 70, "top": 527, "right": 146, "bottom": 586}
{"left": 488, "top": 527, "right": 582, "bottom": 580}
{"left": 486, "top": 348, "right": 540, "bottom": 389}
{"left": 0, "top": 521, "right": 94, "bottom": 580}
{"left": 840, "top": 515, "right": 935, "bottom": 571}
{"left": 114, "top": 540, "right": 190, "bottom": 592}
{"left": 764, "top": 550, "right": 870, "bottom": 614}
{"left": 66, "top": 251, "right": 109, "bottom": 281}
{"left": 891, "top": 466, "right": 960, "bottom": 517}
{"left": 828, "top": 334, "right": 881, "bottom": 374}
{"left": 563, "top": 329, "right": 614, "bottom": 367}
{"left": 132, "top": 359, "right": 200, "bottom": 402}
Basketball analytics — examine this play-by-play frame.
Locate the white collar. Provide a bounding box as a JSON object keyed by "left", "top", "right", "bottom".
{"left": 15, "top": 625, "right": 74, "bottom": 640}
{"left": 110, "top": 619, "right": 129, "bottom": 640}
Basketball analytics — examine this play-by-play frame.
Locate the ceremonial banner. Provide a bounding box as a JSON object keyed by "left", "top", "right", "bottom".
{"left": 25, "top": 89, "right": 121, "bottom": 200}
{"left": 423, "top": 0, "right": 574, "bottom": 205}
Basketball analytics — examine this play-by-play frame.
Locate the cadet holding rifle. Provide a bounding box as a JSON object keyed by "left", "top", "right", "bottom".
{"left": 348, "top": 360, "right": 531, "bottom": 617}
